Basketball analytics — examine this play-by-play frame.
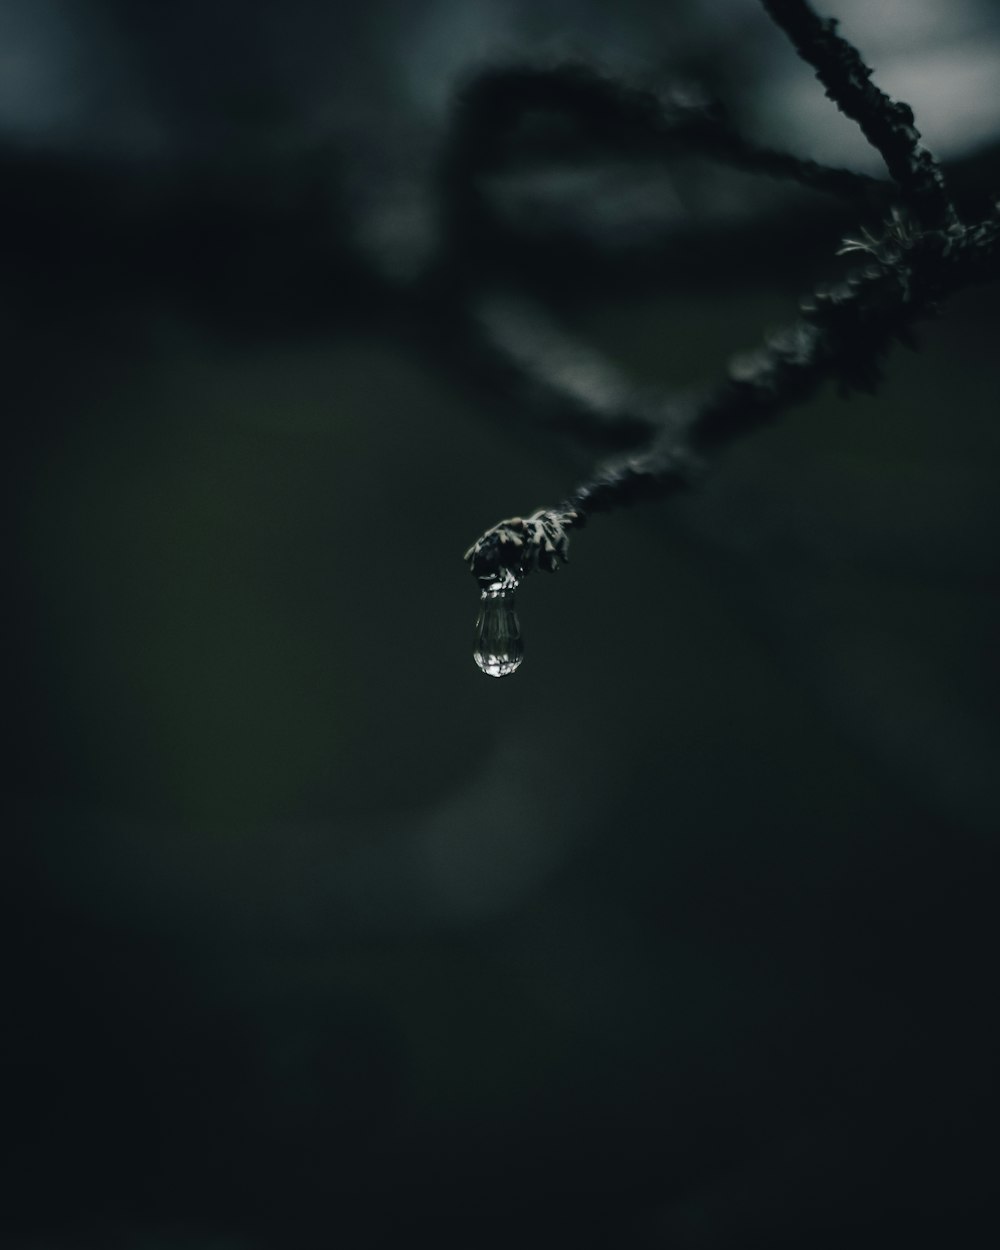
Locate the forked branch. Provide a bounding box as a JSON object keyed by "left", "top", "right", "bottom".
{"left": 465, "top": 0, "right": 993, "bottom": 603}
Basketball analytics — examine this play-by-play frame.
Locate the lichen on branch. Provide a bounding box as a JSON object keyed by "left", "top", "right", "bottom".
{"left": 464, "top": 0, "right": 996, "bottom": 580}
{"left": 464, "top": 507, "right": 583, "bottom": 583}
{"left": 760, "top": 0, "right": 958, "bottom": 231}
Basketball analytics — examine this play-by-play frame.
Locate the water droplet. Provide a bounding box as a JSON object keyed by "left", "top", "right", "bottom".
{"left": 474, "top": 571, "right": 523, "bottom": 677}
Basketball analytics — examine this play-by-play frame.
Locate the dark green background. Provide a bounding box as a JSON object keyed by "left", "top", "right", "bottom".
{"left": 5, "top": 2, "right": 1000, "bottom": 1246}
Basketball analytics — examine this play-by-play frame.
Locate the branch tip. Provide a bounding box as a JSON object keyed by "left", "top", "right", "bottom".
{"left": 465, "top": 507, "right": 582, "bottom": 582}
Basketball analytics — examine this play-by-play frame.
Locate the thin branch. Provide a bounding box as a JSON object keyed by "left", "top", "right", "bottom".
{"left": 692, "top": 126, "right": 886, "bottom": 202}
{"left": 465, "top": 3, "right": 988, "bottom": 596}
{"left": 437, "top": 58, "right": 891, "bottom": 458}
{"left": 466, "top": 204, "right": 1000, "bottom": 577}
{"left": 443, "top": 62, "right": 886, "bottom": 209}
{"left": 760, "top": 0, "right": 958, "bottom": 230}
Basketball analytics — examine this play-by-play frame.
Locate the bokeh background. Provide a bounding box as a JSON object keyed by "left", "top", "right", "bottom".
{"left": 6, "top": 2, "right": 1000, "bottom": 1246}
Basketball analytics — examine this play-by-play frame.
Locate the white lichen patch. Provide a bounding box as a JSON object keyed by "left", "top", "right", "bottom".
{"left": 465, "top": 506, "right": 579, "bottom": 580}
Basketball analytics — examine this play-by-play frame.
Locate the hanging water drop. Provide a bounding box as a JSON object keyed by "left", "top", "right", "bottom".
{"left": 474, "top": 569, "right": 523, "bottom": 677}
{"left": 465, "top": 506, "right": 580, "bottom": 677}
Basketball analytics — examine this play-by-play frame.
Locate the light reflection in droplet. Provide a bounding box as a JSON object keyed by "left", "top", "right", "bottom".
{"left": 474, "top": 572, "right": 523, "bottom": 677}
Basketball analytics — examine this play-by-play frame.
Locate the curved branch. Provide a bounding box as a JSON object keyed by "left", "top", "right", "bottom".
{"left": 760, "top": 0, "right": 958, "bottom": 230}
{"left": 443, "top": 61, "right": 886, "bottom": 207}
{"left": 437, "top": 57, "right": 892, "bottom": 457}
{"left": 467, "top": 211, "right": 1000, "bottom": 577}
{"left": 464, "top": 3, "right": 986, "bottom": 603}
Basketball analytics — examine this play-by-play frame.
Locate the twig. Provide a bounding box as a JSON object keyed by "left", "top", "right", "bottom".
{"left": 760, "top": 0, "right": 958, "bottom": 230}
{"left": 565, "top": 214, "right": 1000, "bottom": 516}
{"left": 439, "top": 55, "right": 889, "bottom": 458}
{"left": 467, "top": 213, "right": 1000, "bottom": 583}
{"left": 465, "top": 4, "right": 997, "bottom": 592}
{"left": 443, "top": 62, "right": 886, "bottom": 208}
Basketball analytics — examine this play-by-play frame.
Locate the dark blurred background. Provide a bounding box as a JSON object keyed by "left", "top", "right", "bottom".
{"left": 5, "top": 2, "right": 1000, "bottom": 1247}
